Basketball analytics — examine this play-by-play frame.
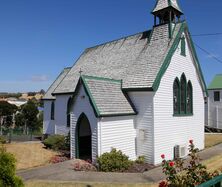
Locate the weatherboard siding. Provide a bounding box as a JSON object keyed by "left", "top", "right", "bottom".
{"left": 43, "top": 100, "right": 55, "bottom": 134}
{"left": 208, "top": 90, "right": 222, "bottom": 129}
{"left": 55, "top": 95, "right": 72, "bottom": 135}
{"left": 153, "top": 33, "right": 205, "bottom": 165}
{"left": 99, "top": 116, "right": 136, "bottom": 160}
{"left": 70, "top": 85, "right": 98, "bottom": 162}
{"left": 128, "top": 92, "right": 154, "bottom": 163}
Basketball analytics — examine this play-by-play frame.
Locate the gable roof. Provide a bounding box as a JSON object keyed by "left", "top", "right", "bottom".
{"left": 42, "top": 67, "right": 71, "bottom": 100}
{"left": 208, "top": 74, "right": 222, "bottom": 90}
{"left": 152, "top": 0, "right": 183, "bottom": 14}
{"left": 51, "top": 22, "right": 207, "bottom": 97}
{"left": 80, "top": 75, "right": 136, "bottom": 117}
{"left": 53, "top": 23, "right": 181, "bottom": 94}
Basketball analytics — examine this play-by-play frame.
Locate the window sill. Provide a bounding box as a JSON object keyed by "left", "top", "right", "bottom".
{"left": 173, "top": 113, "right": 193, "bottom": 117}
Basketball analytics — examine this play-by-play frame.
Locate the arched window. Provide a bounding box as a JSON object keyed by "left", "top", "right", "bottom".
{"left": 180, "top": 74, "right": 187, "bottom": 114}
{"left": 173, "top": 78, "right": 180, "bottom": 114}
{"left": 51, "top": 101, "right": 55, "bottom": 120}
{"left": 187, "top": 81, "right": 193, "bottom": 114}
{"left": 181, "top": 36, "right": 186, "bottom": 56}
{"left": 67, "top": 97, "right": 72, "bottom": 127}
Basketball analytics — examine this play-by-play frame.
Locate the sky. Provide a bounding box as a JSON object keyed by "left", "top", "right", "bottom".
{"left": 0, "top": 0, "right": 222, "bottom": 92}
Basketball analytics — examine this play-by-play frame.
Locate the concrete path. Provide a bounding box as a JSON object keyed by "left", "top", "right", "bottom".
{"left": 17, "top": 160, "right": 150, "bottom": 183}
{"left": 17, "top": 143, "right": 222, "bottom": 183}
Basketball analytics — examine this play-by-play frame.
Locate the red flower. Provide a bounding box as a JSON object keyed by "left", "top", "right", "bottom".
{"left": 189, "top": 139, "right": 193, "bottom": 144}
{"left": 169, "top": 161, "right": 174, "bottom": 167}
{"left": 161, "top": 154, "right": 165, "bottom": 159}
{"left": 159, "top": 180, "right": 168, "bottom": 187}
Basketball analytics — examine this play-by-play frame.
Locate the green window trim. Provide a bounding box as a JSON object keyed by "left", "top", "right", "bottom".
{"left": 51, "top": 101, "right": 55, "bottom": 120}
{"left": 173, "top": 73, "right": 193, "bottom": 116}
{"left": 173, "top": 77, "right": 180, "bottom": 114}
{"left": 187, "top": 81, "right": 193, "bottom": 114}
{"left": 181, "top": 36, "right": 186, "bottom": 56}
{"left": 66, "top": 97, "right": 72, "bottom": 127}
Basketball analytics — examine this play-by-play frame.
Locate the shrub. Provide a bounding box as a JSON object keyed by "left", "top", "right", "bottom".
{"left": 0, "top": 145, "right": 24, "bottom": 187}
{"left": 0, "top": 136, "right": 7, "bottom": 144}
{"left": 72, "top": 159, "right": 97, "bottom": 171}
{"left": 159, "top": 140, "right": 220, "bottom": 187}
{"left": 43, "top": 135, "right": 66, "bottom": 151}
{"left": 135, "top": 156, "right": 145, "bottom": 164}
{"left": 49, "top": 156, "right": 68, "bottom": 164}
{"left": 97, "top": 148, "right": 133, "bottom": 172}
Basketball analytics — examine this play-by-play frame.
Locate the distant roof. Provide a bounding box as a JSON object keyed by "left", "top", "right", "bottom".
{"left": 208, "top": 74, "right": 222, "bottom": 90}
{"left": 42, "top": 67, "right": 71, "bottom": 100}
{"left": 152, "top": 0, "right": 183, "bottom": 14}
{"left": 80, "top": 75, "right": 136, "bottom": 117}
{"left": 53, "top": 23, "right": 182, "bottom": 95}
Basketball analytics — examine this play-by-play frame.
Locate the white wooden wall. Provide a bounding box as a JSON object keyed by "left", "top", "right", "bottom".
{"left": 98, "top": 115, "right": 136, "bottom": 160}
{"left": 128, "top": 92, "right": 154, "bottom": 163}
{"left": 43, "top": 100, "right": 55, "bottom": 135}
{"left": 54, "top": 94, "right": 72, "bottom": 135}
{"left": 208, "top": 90, "right": 222, "bottom": 129}
{"left": 153, "top": 33, "right": 205, "bottom": 165}
{"left": 70, "top": 85, "right": 98, "bottom": 162}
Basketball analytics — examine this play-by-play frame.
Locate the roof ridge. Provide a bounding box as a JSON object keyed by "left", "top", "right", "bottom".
{"left": 86, "top": 30, "right": 152, "bottom": 50}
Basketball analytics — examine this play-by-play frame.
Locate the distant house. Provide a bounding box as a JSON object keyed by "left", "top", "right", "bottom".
{"left": 206, "top": 74, "right": 222, "bottom": 129}
{"left": 43, "top": 0, "right": 207, "bottom": 165}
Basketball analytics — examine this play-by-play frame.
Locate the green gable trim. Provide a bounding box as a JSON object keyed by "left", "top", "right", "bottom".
{"left": 81, "top": 76, "right": 101, "bottom": 117}
{"left": 208, "top": 74, "right": 222, "bottom": 90}
{"left": 152, "top": 22, "right": 208, "bottom": 96}
{"left": 152, "top": 22, "right": 185, "bottom": 91}
{"left": 80, "top": 75, "right": 136, "bottom": 118}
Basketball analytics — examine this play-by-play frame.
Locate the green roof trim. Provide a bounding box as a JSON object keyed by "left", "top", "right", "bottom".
{"left": 208, "top": 74, "right": 222, "bottom": 90}
{"left": 80, "top": 75, "right": 136, "bottom": 118}
{"left": 152, "top": 21, "right": 208, "bottom": 96}
{"left": 81, "top": 76, "right": 101, "bottom": 117}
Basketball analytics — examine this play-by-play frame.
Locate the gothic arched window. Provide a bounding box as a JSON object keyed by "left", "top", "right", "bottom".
{"left": 180, "top": 74, "right": 187, "bottom": 114}
{"left": 173, "top": 78, "right": 180, "bottom": 114}
{"left": 67, "top": 97, "right": 72, "bottom": 127}
{"left": 51, "top": 101, "right": 55, "bottom": 120}
{"left": 187, "top": 81, "right": 193, "bottom": 114}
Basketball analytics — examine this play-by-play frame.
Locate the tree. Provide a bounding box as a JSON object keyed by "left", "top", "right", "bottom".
{"left": 0, "top": 101, "right": 17, "bottom": 135}
{"left": 16, "top": 100, "right": 40, "bottom": 134}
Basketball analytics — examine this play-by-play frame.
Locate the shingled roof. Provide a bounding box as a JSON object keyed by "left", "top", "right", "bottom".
{"left": 53, "top": 23, "right": 182, "bottom": 95}
{"left": 43, "top": 67, "right": 71, "bottom": 100}
{"left": 80, "top": 75, "right": 136, "bottom": 117}
{"left": 152, "top": 0, "right": 183, "bottom": 14}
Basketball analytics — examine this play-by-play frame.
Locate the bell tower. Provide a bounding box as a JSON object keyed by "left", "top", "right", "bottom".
{"left": 152, "top": 0, "right": 183, "bottom": 26}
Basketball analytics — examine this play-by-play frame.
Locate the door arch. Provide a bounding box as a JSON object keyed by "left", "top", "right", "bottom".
{"left": 75, "top": 113, "right": 92, "bottom": 160}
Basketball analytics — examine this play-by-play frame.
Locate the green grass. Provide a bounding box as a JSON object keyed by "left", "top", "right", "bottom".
{"left": 205, "top": 134, "right": 222, "bottom": 148}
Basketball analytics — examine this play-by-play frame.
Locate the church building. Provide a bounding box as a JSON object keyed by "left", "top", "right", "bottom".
{"left": 43, "top": 0, "right": 207, "bottom": 165}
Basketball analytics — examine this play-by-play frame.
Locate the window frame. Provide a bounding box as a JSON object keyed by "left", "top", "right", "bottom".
{"left": 214, "top": 91, "right": 220, "bottom": 102}
{"left": 173, "top": 77, "right": 180, "bottom": 115}
{"left": 51, "top": 101, "right": 55, "bottom": 120}
{"left": 181, "top": 36, "right": 186, "bottom": 57}
{"left": 66, "top": 97, "right": 72, "bottom": 127}
{"left": 173, "top": 73, "right": 193, "bottom": 117}
{"left": 186, "top": 81, "right": 193, "bottom": 114}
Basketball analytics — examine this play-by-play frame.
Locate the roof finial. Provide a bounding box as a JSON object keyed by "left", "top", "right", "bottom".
{"left": 79, "top": 68, "right": 83, "bottom": 76}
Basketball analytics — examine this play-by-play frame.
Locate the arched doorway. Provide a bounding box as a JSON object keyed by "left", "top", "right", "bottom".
{"left": 76, "top": 113, "right": 92, "bottom": 160}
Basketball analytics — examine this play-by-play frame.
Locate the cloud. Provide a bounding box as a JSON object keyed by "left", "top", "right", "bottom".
{"left": 31, "top": 75, "right": 48, "bottom": 82}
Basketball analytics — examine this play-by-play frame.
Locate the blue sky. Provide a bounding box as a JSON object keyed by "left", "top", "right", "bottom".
{"left": 0, "top": 0, "right": 222, "bottom": 92}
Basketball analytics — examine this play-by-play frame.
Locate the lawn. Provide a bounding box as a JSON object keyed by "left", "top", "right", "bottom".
{"left": 205, "top": 133, "right": 222, "bottom": 148}
{"left": 6, "top": 142, "right": 58, "bottom": 170}
{"left": 25, "top": 181, "right": 158, "bottom": 187}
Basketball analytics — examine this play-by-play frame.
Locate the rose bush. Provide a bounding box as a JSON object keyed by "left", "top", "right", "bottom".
{"left": 159, "top": 140, "right": 220, "bottom": 187}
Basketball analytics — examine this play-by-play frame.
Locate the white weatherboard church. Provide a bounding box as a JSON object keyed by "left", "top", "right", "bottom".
{"left": 43, "top": 0, "right": 208, "bottom": 165}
